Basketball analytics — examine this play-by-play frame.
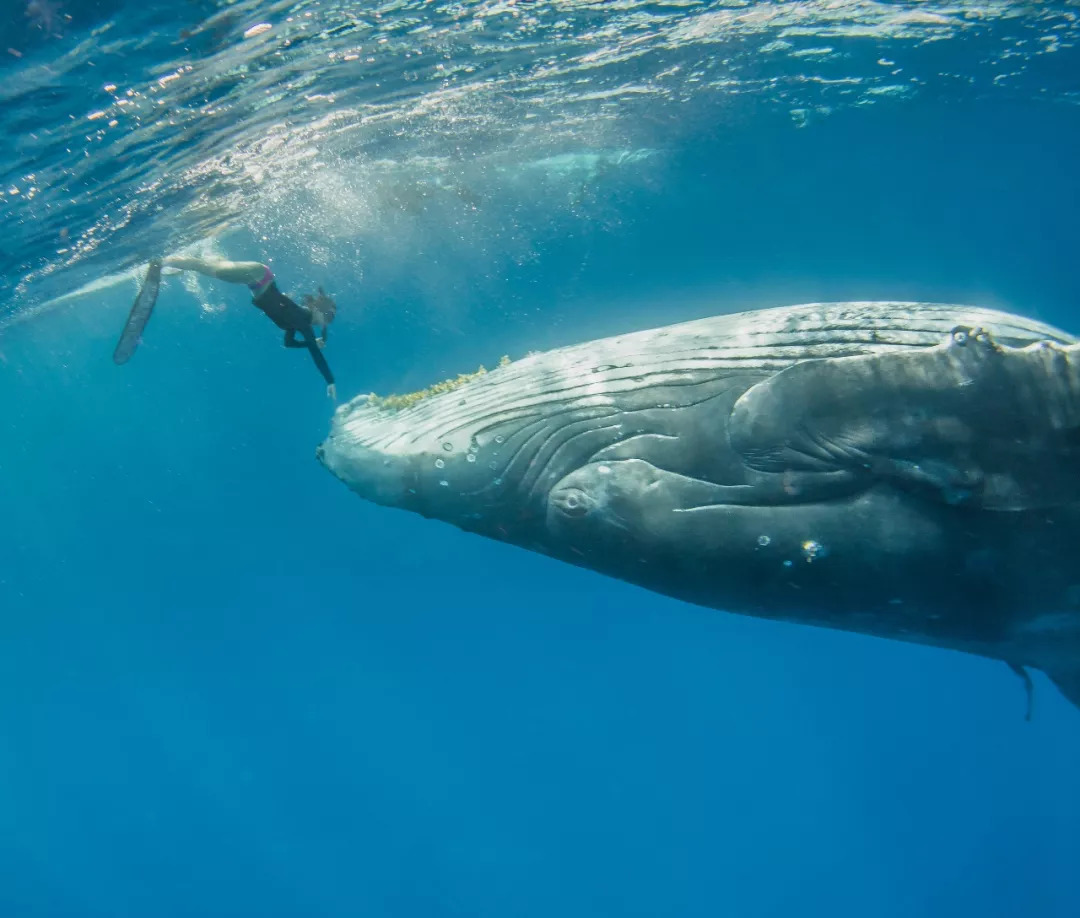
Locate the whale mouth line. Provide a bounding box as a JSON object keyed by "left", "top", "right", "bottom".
{"left": 342, "top": 367, "right": 747, "bottom": 455}
{"left": 671, "top": 494, "right": 757, "bottom": 513}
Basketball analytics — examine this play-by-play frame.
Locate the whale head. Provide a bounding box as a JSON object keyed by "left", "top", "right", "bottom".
{"left": 315, "top": 322, "right": 761, "bottom": 551}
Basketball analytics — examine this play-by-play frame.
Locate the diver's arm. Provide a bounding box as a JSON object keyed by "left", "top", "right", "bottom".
{"left": 162, "top": 255, "right": 267, "bottom": 286}
{"left": 302, "top": 328, "right": 337, "bottom": 396}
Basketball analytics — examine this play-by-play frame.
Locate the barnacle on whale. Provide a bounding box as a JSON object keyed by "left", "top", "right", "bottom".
{"left": 365, "top": 356, "right": 512, "bottom": 411}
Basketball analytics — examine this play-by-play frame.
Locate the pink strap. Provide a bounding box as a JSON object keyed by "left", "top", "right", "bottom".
{"left": 248, "top": 265, "right": 274, "bottom": 294}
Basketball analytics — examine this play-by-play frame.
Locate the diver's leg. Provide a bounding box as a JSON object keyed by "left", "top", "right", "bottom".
{"left": 162, "top": 256, "right": 267, "bottom": 286}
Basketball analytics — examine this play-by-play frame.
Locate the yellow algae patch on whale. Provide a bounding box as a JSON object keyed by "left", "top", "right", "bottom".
{"left": 365, "top": 356, "right": 512, "bottom": 411}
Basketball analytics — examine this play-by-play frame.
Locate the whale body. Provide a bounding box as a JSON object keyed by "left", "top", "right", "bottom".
{"left": 318, "top": 302, "right": 1080, "bottom": 716}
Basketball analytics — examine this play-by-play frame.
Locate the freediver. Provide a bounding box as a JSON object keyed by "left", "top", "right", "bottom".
{"left": 161, "top": 255, "right": 338, "bottom": 399}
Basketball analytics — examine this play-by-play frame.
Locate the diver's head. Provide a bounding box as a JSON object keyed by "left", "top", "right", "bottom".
{"left": 304, "top": 286, "right": 337, "bottom": 329}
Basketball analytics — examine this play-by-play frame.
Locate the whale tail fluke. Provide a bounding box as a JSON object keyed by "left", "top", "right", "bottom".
{"left": 1044, "top": 665, "right": 1080, "bottom": 715}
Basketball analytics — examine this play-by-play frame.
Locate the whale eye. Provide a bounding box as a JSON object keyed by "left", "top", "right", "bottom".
{"left": 551, "top": 487, "right": 593, "bottom": 518}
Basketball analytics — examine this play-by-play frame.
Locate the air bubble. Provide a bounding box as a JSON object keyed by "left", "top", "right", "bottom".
{"left": 494, "top": 477, "right": 503, "bottom": 485}
{"left": 801, "top": 539, "right": 828, "bottom": 563}
{"left": 466, "top": 454, "right": 476, "bottom": 463}
{"left": 494, "top": 435, "right": 505, "bottom": 444}
{"left": 434, "top": 458, "right": 445, "bottom": 469}
{"left": 442, "top": 442, "right": 453, "bottom": 452}
{"left": 757, "top": 535, "right": 771, "bottom": 547}
{"left": 439, "top": 480, "right": 449, "bottom": 487}
{"left": 782, "top": 559, "right": 793, "bottom": 568}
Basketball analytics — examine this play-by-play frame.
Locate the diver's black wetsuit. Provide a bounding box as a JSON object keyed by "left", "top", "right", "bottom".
{"left": 253, "top": 281, "right": 334, "bottom": 386}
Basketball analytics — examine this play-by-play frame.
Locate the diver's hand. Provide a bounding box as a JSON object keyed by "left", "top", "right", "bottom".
{"left": 317, "top": 337, "right": 327, "bottom": 349}
{"left": 327, "top": 383, "right": 337, "bottom": 401}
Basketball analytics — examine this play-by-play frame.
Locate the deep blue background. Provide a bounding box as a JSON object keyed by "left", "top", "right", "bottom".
{"left": 1, "top": 98, "right": 1079, "bottom": 917}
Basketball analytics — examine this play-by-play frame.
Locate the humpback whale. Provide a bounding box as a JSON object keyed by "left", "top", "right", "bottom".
{"left": 317, "top": 302, "right": 1080, "bottom": 716}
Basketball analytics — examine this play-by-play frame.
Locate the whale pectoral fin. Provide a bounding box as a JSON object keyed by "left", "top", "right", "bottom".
{"left": 1044, "top": 664, "right": 1080, "bottom": 715}
{"left": 729, "top": 327, "right": 1080, "bottom": 509}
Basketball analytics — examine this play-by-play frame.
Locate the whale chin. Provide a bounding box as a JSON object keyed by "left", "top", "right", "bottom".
{"left": 317, "top": 415, "right": 413, "bottom": 511}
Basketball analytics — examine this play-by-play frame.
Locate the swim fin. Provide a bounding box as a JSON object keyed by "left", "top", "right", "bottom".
{"left": 113, "top": 258, "right": 163, "bottom": 365}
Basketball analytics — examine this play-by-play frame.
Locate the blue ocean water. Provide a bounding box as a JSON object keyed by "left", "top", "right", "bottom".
{"left": 2, "top": 2, "right": 1079, "bottom": 916}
